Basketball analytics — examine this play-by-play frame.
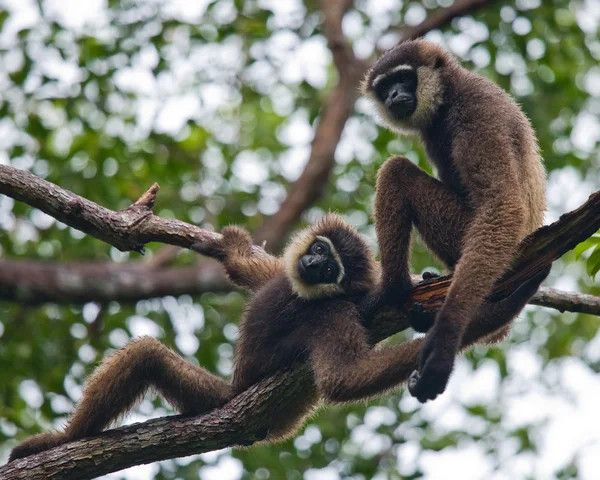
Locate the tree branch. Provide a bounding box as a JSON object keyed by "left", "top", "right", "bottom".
{"left": 398, "top": 0, "right": 501, "bottom": 41}
{"left": 0, "top": 259, "right": 230, "bottom": 305}
{"left": 0, "top": 256, "right": 596, "bottom": 314}
{"left": 1, "top": 167, "right": 599, "bottom": 316}
{"left": 2, "top": 170, "right": 600, "bottom": 478}
{"left": 0, "top": 165, "right": 269, "bottom": 261}
{"left": 253, "top": 0, "right": 366, "bottom": 251}
{"left": 531, "top": 287, "right": 600, "bottom": 315}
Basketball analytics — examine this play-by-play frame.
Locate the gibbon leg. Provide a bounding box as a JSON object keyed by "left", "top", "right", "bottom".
{"left": 374, "top": 155, "right": 475, "bottom": 328}
{"left": 375, "top": 156, "right": 473, "bottom": 292}
{"left": 376, "top": 156, "right": 549, "bottom": 400}
{"left": 463, "top": 265, "right": 551, "bottom": 346}
{"left": 9, "top": 337, "right": 233, "bottom": 461}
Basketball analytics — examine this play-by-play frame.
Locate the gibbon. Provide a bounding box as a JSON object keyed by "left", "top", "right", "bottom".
{"left": 361, "top": 39, "right": 547, "bottom": 401}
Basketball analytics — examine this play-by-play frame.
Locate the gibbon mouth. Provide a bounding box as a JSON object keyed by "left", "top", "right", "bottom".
{"left": 387, "top": 100, "right": 416, "bottom": 119}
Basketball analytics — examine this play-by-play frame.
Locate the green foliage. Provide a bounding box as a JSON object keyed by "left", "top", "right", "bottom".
{"left": 0, "top": 0, "right": 599, "bottom": 479}
{"left": 574, "top": 234, "right": 600, "bottom": 277}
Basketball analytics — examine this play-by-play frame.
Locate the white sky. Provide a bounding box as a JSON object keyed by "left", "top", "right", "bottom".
{"left": 1, "top": 0, "right": 600, "bottom": 479}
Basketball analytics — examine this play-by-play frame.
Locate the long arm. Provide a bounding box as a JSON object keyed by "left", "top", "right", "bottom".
{"left": 310, "top": 302, "right": 423, "bottom": 402}
{"left": 9, "top": 337, "right": 233, "bottom": 462}
{"left": 314, "top": 264, "right": 549, "bottom": 403}
{"left": 191, "top": 226, "right": 284, "bottom": 293}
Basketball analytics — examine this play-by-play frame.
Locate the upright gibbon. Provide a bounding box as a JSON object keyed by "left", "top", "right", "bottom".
{"left": 361, "top": 39, "right": 547, "bottom": 402}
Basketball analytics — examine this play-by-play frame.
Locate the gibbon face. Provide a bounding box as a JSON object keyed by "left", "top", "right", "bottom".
{"left": 361, "top": 40, "right": 449, "bottom": 132}
{"left": 296, "top": 237, "right": 344, "bottom": 286}
{"left": 371, "top": 65, "right": 418, "bottom": 120}
{"left": 283, "top": 214, "right": 378, "bottom": 299}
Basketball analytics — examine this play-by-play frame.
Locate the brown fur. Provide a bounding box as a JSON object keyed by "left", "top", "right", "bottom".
{"left": 196, "top": 226, "right": 284, "bottom": 292}
{"left": 363, "top": 39, "right": 547, "bottom": 401}
{"left": 9, "top": 212, "right": 549, "bottom": 461}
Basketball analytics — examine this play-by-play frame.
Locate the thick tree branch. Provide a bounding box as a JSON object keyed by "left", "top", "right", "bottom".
{"left": 0, "top": 259, "right": 230, "bottom": 305}
{"left": 2, "top": 169, "right": 600, "bottom": 478}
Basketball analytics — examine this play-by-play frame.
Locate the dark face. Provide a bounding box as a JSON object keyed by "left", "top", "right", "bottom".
{"left": 296, "top": 240, "right": 341, "bottom": 286}
{"left": 373, "top": 67, "right": 417, "bottom": 120}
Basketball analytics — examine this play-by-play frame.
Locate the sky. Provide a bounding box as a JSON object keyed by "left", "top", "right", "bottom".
{"left": 1, "top": 0, "right": 600, "bottom": 479}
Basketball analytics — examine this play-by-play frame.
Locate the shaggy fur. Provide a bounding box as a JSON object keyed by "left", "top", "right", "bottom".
{"left": 362, "top": 39, "right": 547, "bottom": 402}
{"left": 9, "top": 211, "right": 550, "bottom": 462}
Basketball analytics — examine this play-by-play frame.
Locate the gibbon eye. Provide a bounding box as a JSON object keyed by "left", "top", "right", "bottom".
{"left": 324, "top": 265, "right": 334, "bottom": 278}
{"left": 311, "top": 242, "right": 327, "bottom": 255}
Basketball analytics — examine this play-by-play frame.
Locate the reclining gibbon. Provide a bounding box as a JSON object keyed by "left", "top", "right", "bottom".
{"left": 9, "top": 212, "right": 548, "bottom": 462}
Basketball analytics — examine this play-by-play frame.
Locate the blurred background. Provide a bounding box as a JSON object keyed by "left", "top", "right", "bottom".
{"left": 0, "top": 0, "right": 600, "bottom": 479}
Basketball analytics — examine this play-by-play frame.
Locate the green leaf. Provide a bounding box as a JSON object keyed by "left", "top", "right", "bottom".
{"left": 586, "top": 246, "right": 600, "bottom": 277}
{"left": 573, "top": 235, "right": 600, "bottom": 259}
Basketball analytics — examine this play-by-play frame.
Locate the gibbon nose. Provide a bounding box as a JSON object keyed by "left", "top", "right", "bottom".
{"left": 386, "top": 86, "right": 412, "bottom": 107}
{"left": 302, "top": 255, "right": 321, "bottom": 270}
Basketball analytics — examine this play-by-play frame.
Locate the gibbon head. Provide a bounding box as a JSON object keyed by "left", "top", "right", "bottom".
{"left": 361, "top": 39, "right": 454, "bottom": 133}
{"left": 283, "top": 214, "right": 378, "bottom": 299}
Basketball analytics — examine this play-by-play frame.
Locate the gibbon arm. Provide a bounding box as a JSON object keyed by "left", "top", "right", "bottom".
{"left": 9, "top": 337, "right": 232, "bottom": 462}
{"left": 191, "top": 226, "right": 284, "bottom": 293}
{"left": 310, "top": 302, "right": 423, "bottom": 402}
{"left": 313, "top": 268, "right": 549, "bottom": 403}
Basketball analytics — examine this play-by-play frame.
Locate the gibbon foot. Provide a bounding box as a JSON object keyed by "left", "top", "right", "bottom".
{"left": 421, "top": 271, "right": 440, "bottom": 281}
{"left": 408, "top": 324, "right": 459, "bottom": 402}
{"left": 409, "top": 266, "right": 552, "bottom": 402}
{"left": 408, "top": 272, "right": 441, "bottom": 332}
{"left": 190, "top": 226, "right": 253, "bottom": 260}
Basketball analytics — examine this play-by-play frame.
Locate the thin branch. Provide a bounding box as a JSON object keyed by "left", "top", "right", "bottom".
{"left": 532, "top": 287, "right": 600, "bottom": 315}
{"left": 398, "top": 0, "right": 501, "bottom": 41}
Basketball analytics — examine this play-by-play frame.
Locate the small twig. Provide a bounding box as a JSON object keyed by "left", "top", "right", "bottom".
{"left": 398, "top": 0, "right": 501, "bottom": 42}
